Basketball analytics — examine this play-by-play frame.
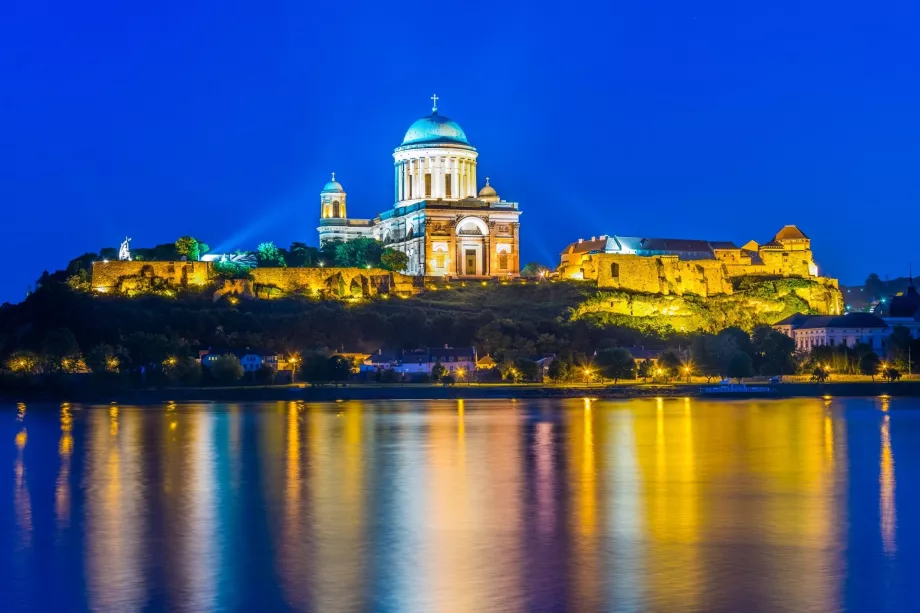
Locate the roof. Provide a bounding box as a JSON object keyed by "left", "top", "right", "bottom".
{"left": 774, "top": 313, "right": 811, "bottom": 327}
{"left": 563, "top": 235, "right": 737, "bottom": 258}
{"left": 784, "top": 313, "right": 888, "bottom": 330}
{"left": 429, "top": 347, "right": 476, "bottom": 360}
{"left": 566, "top": 238, "right": 609, "bottom": 254}
{"left": 400, "top": 112, "right": 471, "bottom": 147}
{"left": 773, "top": 225, "right": 809, "bottom": 241}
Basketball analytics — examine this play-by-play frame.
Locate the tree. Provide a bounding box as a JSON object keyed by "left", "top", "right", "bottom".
{"left": 257, "top": 242, "right": 286, "bottom": 267}
{"left": 7, "top": 350, "right": 41, "bottom": 374}
{"left": 164, "top": 356, "right": 202, "bottom": 386}
{"left": 299, "top": 352, "right": 330, "bottom": 383}
{"left": 865, "top": 273, "right": 886, "bottom": 300}
{"left": 520, "top": 262, "right": 547, "bottom": 279}
{"left": 859, "top": 352, "right": 882, "bottom": 381}
{"left": 335, "top": 237, "right": 383, "bottom": 268}
{"left": 327, "top": 355, "right": 352, "bottom": 383}
{"left": 595, "top": 347, "right": 636, "bottom": 383}
{"left": 658, "top": 351, "right": 683, "bottom": 382}
{"left": 430, "top": 360, "right": 446, "bottom": 382}
{"left": 811, "top": 365, "right": 829, "bottom": 383}
{"left": 690, "top": 334, "right": 722, "bottom": 382}
{"left": 726, "top": 351, "right": 755, "bottom": 383}
{"left": 211, "top": 354, "right": 244, "bottom": 383}
{"left": 319, "top": 239, "right": 343, "bottom": 267}
{"left": 86, "top": 343, "right": 119, "bottom": 374}
{"left": 883, "top": 367, "right": 902, "bottom": 383}
{"left": 513, "top": 358, "right": 540, "bottom": 382}
{"left": 637, "top": 359, "right": 655, "bottom": 382}
{"left": 547, "top": 359, "right": 571, "bottom": 383}
{"left": 42, "top": 327, "right": 81, "bottom": 370}
{"left": 380, "top": 248, "right": 409, "bottom": 272}
{"left": 175, "top": 236, "right": 208, "bottom": 261}
{"left": 288, "top": 242, "right": 320, "bottom": 267}
{"left": 752, "top": 326, "right": 797, "bottom": 375}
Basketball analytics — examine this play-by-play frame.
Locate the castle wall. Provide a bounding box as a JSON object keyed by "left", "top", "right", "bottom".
{"left": 92, "top": 261, "right": 211, "bottom": 291}
{"left": 562, "top": 254, "right": 734, "bottom": 297}
{"left": 248, "top": 267, "right": 419, "bottom": 297}
{"left": 91, "top": 261, "right": 420, "bottom": 298}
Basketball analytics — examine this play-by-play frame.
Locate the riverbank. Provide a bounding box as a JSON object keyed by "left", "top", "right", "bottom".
{"left": 3, "top": 380, "right": 920, "bottom": 404}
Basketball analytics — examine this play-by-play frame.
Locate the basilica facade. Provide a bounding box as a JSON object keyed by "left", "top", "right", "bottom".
{"left": 318, "top": 99, "right": 521, "bottom": 277}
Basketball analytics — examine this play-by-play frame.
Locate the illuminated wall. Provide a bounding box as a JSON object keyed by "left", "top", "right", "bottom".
{"left": 91, "top": 261, "right": 420, "bottom": 299}
{"left": 91, "top": 260, "right": 211, "bottom": 292}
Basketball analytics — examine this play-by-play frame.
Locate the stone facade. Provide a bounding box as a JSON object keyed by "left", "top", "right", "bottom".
{"left": 92, "top": 261, "right": 420, "bottom": 299}
{"left": 92, "top": 261, "right": 211, "bottom": 293}
{"left": 318, "top": 103, "right": 522, "bottom": 278}
{"left": 559, "top": 225, "right": 836, "bottom": 300}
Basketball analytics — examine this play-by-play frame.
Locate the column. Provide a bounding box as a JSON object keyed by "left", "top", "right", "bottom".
{"left": 470, "top": 161, "right": 476, "bottom": 196}
{"left": 396, "top": 163, "right": 403, "bottom": 203}
{"left": 461, "top": 160, "right": 468, "bottom": 198}
{"left": 452, "top": 159, "right": 459, "bottom": 200}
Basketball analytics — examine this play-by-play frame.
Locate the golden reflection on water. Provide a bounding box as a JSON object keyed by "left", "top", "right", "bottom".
{"left": 880, "top": 396, "right": 896, "bottom": 556}
{"left": 11, "top": 398, "right": 886, "bottom": 611}
{"left": 86, "top": 403, "right": 146, "bottom": 612}
{"left": 13, "top": 403, "right": 30, "bottom": 548}
{"left": 56, "top": 402, "right": 74, "bottom": 528}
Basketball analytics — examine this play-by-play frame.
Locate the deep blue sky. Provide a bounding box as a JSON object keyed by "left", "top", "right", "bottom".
{"left": 2, "top": 0, "right": 919, "bottom": 304}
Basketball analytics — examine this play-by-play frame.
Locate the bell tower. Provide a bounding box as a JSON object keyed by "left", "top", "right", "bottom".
{"left": 320, "top": 172, "right": 346, "bottom": 219}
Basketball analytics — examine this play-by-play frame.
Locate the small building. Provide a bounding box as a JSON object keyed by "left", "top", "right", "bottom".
{"left": 773, "top": 312, "right": 890, "bottom": 351}
{"left": 361, "top": 349, "right": 401, "bottom": 373}
{"left": 476, "top": 354, "right": 497, "bottom": 370}
{"left": 201, "top": 348, "right": 281, "bottom": 372}
{"left": 361, "top": 347, "right": 477, "bottom": 375}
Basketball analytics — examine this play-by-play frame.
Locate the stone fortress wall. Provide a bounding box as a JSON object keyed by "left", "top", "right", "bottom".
{"left": 558, "top": 225, "right": 839, "bottom": 302}
{"left": 91, "top": 261, "right": 421, "bottom": 299}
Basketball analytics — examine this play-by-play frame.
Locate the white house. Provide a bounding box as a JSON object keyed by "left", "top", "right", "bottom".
{"left": 773, "top": 313, "right": 890, "bottom": 352}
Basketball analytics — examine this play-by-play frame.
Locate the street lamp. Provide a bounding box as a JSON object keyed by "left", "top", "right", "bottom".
{"left": 684, "top": 365, "right": 691, "bottom": 383}
{"left": 583, "top": 367, "right": 592, "bottom": 385}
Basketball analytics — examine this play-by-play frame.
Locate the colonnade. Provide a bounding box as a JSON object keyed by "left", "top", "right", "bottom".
{"left": 394, "top": 155, "right": 477, "bottom": 203}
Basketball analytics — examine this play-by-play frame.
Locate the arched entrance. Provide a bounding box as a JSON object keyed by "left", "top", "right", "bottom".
{"left": 455, "top": 217, "right": 489, "bottom": 277}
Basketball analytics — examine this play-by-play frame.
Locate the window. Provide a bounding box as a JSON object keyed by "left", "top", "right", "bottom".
{"left": 332, "top": 200, "right": 341, "bottom": 218}
{"left": 425, "top": 173, "right": 432, "bottom": 197}
{"left": 435, "top": 254, "right": 445, "bottom": 269}
{"left": 499, "top": 254, "right": 509, "bottom": 270}
{"left": 611, "top": 263, "right": 620, "bottom": 278}
{"left": 445, "top": 174, "right": 452, "bottom": 198}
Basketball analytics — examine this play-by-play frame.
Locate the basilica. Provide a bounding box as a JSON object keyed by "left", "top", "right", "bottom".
{"left": 318, "top": 98, "right": 522, "bottom": 277}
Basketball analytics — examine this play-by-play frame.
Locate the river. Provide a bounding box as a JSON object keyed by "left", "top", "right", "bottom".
{"left": 0, "top": 397, "right": 915, "bottom": 612}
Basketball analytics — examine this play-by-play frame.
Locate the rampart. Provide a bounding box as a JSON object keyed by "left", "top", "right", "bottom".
{"left": 91, "top": 261, "right": 421, "bottom": 299}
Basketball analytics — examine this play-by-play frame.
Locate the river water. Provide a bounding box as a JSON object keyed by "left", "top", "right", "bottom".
{"left": 0, "top": 397, "right": 915, "bottom": 612}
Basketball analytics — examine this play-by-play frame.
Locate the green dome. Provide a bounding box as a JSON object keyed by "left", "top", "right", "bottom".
{"left": 401, "top": 112, "right": 469, "bottom": 146}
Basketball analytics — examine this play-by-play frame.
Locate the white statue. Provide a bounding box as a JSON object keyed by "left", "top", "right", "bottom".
{"left": 119, "top": 236, "right": 132, "bottom": 261}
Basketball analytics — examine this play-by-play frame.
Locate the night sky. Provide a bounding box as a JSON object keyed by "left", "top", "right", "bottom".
{"left": 3, "top": 0, "right": 919, "bottom": 305}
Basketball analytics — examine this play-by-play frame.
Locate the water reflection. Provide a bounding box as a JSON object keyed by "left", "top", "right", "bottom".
{"left": 1, "top": 398, "right": 915, "bottom": 612}
{"left": 880, "top": 396, "right": 896, "bottom": 556}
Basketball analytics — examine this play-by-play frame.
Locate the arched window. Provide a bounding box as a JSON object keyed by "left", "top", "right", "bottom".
{"left": 332, "top": 200, "right": 341, "bottom": 218}
{"left": 610, "top": 263, "right": 620, "bottom": 278}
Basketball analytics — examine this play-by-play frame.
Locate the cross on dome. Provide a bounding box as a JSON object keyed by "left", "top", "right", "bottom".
{"left": 430, "top": 94, "right": 439, "bottom": 113}
{"left": 485, "top": 176, "right": 490, "bottom": 185}
{"left": 331, "top": 171, "right": 335, "bottom": 181}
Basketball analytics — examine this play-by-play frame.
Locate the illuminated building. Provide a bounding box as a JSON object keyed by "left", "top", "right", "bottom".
{"left": 559, "top": 225, "right": 838, "bottom": 299}
{"left": 318, "top": 96, "right": 522, "bottom": 278}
